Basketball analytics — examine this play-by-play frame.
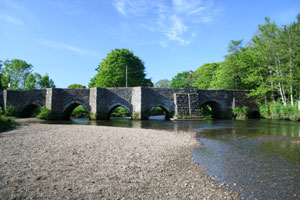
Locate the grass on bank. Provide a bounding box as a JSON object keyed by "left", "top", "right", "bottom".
{"left": 0, "top": 107, "right": 18, "bottom": 132}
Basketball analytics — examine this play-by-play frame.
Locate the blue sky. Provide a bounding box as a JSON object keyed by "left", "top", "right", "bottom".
{"left": 1, "top": 0, "right": 300, "bottom": 88}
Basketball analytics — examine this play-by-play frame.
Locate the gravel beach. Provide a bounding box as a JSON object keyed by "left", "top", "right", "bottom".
{"left": 0, "top": 124, "right": 241, "bottom": 199}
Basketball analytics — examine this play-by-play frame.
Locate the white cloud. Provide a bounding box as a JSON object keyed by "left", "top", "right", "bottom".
{"left": 0, "top": 0, "right": 41, "bottom": 29}
{"left": 0, "top": 13, "right": 24, "bottom": 25}
{"left": 36, "top": 39, "right": 101, "bottom": 57}
{"left": 113, "top": 0, "right": 222, "bottom": 46}
{"left": 113, "top": 0, "right": 149, "bottom": 17}
{"left": 165, "top": 15, "right": 190, "bottom": 45}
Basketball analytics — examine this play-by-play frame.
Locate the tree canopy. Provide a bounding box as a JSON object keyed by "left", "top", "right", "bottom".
{"left": 89, "top": 49, "right": 153, "bottom": 88}
{"left": 154, "top": 79, "right": 170, "bottom": 88}
{"left": 68, "top": 84, "right": 86, "bottom": 88}
{"left": 169, "top": 71, "right": 191, "bottom": 88}
{"left": 0, "top": 59, "right": 55, "bottom": 90}
{"left": 190, "top": 14, "right": 300, "bottom": 105}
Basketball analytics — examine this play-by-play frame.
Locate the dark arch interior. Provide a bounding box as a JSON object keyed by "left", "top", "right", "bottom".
{"left": 199, "top": 101, "right": 222, "bottom": 119}
{"left": 108, "top": 105, "right": 131, "bottom": 120}
{"left": 149, "top": 106, "right": 170, "bottom": 120}
{"left": 64, "top": 103, "right": 89, "bottom": 120}
{"left": 250, "top": 111, "right": 261, "bottom": 119}
{"left": 20, "top": 104, "right": 40, "bottom": 118}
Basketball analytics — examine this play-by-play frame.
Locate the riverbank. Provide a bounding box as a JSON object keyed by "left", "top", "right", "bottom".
{"left": 0, "top": 124, "right": 240, "bottom": 199}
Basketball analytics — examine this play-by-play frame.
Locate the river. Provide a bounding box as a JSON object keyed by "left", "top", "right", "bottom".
{"left": 43, "top": 117, "right": 300, "bottom": 200}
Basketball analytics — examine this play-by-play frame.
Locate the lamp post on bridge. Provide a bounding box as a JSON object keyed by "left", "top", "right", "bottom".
{"left": 125, "top": 65, "right": 128, "bottom": 88}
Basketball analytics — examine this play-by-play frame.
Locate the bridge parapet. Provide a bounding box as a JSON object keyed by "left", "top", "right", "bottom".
{"left": 2, "top": 87, "right": 259, "bottom": 120}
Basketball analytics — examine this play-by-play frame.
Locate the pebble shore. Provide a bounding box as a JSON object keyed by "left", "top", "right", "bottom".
{"left": 0, "top": 124, "right": 241, "bottom": 199}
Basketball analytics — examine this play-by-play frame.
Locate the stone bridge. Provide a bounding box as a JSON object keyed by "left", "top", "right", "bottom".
{"left": 0, "top": 87, "right": 259, "bottom": 120}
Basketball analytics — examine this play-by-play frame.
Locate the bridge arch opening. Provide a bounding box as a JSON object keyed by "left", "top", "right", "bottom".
{"left": 108, "top": 104, "right": 132, "bottom": 120}
{"left": 20, "top": 103, "right": 41, "bottom": 118}
{"left": 149, "top": 106, "right": 171, "bottom": 120}
{"left": 249, "top": 111, "right": 261, "bottom": 119}
{"left": 199, "top": 101, "right": 223, "bottom": 119}
{"left": 63, "top": 101, "right": 89, "bottom": 120}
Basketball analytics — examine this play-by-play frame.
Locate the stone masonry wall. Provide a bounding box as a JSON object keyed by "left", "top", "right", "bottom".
{"left": 174, "top": 93, "right": 200, "bottom": 117}
{"left": 4, "top": 89, "right": 47, "bottom": 111}
{"left": 2, "top": 87, "right": 259, "bottom": 120}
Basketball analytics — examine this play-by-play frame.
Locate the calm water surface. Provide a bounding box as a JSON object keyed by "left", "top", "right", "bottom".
{"left": 43, "top": 117, "right": 300, "bottom": 200}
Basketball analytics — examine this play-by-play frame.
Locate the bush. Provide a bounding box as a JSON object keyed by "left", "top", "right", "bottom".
{"left": 111, "top": 107, "right": 131, "bottom": 117}
{"left": 259, "top": 102, "right": 300, "bottom": 121}
{"left": 36, "top": 107, "right": 53, "bottom": 120}
{"left": 0, "top": 115, "right": 18, "bottom": 132}
{"left": 259, "top": 104, "right": 270, "bottom": 119}
{"left": 233, "top": 106, "right": 249, "bottom": 120}
{"left": 4, "top": 106, "right": 19, "bottom": 117}
{"left": 149, "top": 107, "right": 165, "bottom": 116}
{"left": 71, "top": 105, "right": 89, "bottom": 118}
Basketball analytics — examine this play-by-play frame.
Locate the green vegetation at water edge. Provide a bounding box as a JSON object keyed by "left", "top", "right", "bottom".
{"left": 110, "top": 106, "right": 131, "bottom": 118}
{"left": 71, "top": 105, "right": 89, "bottom": 118}
{"left": 260, "top": 102, "right": 300, "bottom": 121}
{"left": 35, "top": 107, "right": 53, "bottom": 120}
{"left": 0, "top": 107, "right": 18, "bottom": 132}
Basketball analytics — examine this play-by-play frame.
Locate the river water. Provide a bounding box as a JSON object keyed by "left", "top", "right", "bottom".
{"left": 44, "top": 117, "right": 300, "bottom": 200}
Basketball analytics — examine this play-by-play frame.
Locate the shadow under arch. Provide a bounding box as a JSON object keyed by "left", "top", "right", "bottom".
{"left": 20, "top": 102, "right": 42, "bottom": 118}
{"left": 63, "top": 101, "right": 90, "bottom": 120}
{"left": 199, "top": 100, "right": 223, "bottom": 119}
{"left": 107, "top": 103, "right": 132, "bottom": 120}
{"left": 249, "top": 110, "right": 261, "bottom": 119}
{"left": 149, "top": 105, "right": 172, "bottom": 120}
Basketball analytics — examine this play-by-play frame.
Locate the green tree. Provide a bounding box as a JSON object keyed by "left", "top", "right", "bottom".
{"left": 89, "top": 49, "right": 153, "bottom": 87}
{"left": 154, "top": 79, "right": 170, "bottom": 88}
{"left": 68, "top": 84, "right": 86, "bottom": 88}
{"left": 169, "top": 71, "right": 191, "bottom": 88}
{"left": 193, "top": 63, "right": 220, "bottom": 89}
{"left": 39, "top": 74, "right": 55, "bottom": 88}
{"left": 1, "top": 59, "right": 33, "bottom": 90}
{"left": 0, "top": 60, "right": 3, "bottom": 89}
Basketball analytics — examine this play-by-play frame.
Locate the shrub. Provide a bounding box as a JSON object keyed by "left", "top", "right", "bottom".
{"left": 36, "top": 107, "right": 53, "bottom": 120}
{"left": 71, "top": 105, "right": 89, "bottom": 118}
{"left": 233, "top": 106, "right": 249, "bottom": 120}
{"left": 0, "top": 115, "right": 18, "bottom": 132}
{"left": 4, "top": 106, "right": 19, "bottom": 117}
{"left": 111, "top": 107, "right": 131, "bottom": 117}
{"left": 31, "top": 107, "right": 41, "bottom": 117}
{"left": 259, "top": 104, "right": 270, "bottom": 119}
{"left": 149, "top": 107, "right": 165, "bottom": 116}
{"left": 259, "top": 102, "right": 300, "bottom": 121}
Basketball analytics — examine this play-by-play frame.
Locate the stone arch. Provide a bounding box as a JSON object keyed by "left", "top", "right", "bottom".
{"left": 63, "top": 100, "right": 90, "bottom": 120}
{"left": 20, "top": 102, "right": 42, "bottom": 118}
{"left": 199, "top": 100, "right": 224, "bottom": 119}
{"left": 107, "top": 103, "right": 132, "bottom": 119}
{"left": 149, "top": 104, "right": 172, "bottom": 120}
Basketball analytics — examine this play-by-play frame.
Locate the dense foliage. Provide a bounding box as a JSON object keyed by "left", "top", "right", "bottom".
{"left": 68, "top": 84, "right": 86, "bottom": 88}
{"left": 71, "top": 105, "right": 89, "bottom": 118}
{"left": 36, "top": 107, "right": 53, "bottom": 120}
{"left": 190, "top": 15, "right": 300, "bottom": 106}
{"left": 0, "top": 59, "right": 55, "bottom": 90}
{"left": 89, "top": 49, "right": 153, "bottom": 88}
{"left": 154, "top": 79, "right": 170, "bottom": 88}
{"left": 168, "top": 14, "right": 300, "bottom": 120}
{"left": 169, "top": 71, "right": 191, "bottom": 88}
